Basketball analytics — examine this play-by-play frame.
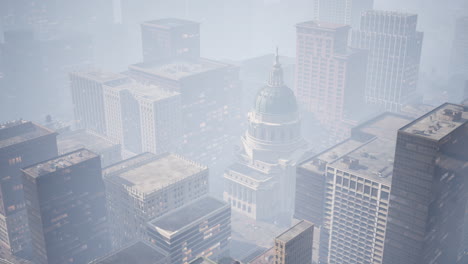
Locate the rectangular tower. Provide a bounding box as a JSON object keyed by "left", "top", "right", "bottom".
{"left": 141, "top": 18, "right": 200, "bottom": 62}
{"left": 21, "top": 149, "right": 109, "bottom": 264}
{"left": 147, "top": 196, "right": 231, "bottom": 264}
{"left": 295, "top": 21, "right": 367, "bottom": 141}
{"left": 383, "top": 103, "right": 468, "bottom": 264}
{"left": 0, "top": 120, "right": 58, "bottom": 257}
{"left": 103, "top": 153, "right": 209, "bottom": 249}
{"left": 69, "top": 70, "right": 129, "bottom": 135}
{"left": 351, "top": 11, "right": 424, "bottom": 112}
{"left": 313, "top": 0, "right": 374, "bottom": 28}
{"left": 274, "top": 220, "right": 314, "bottom": 264}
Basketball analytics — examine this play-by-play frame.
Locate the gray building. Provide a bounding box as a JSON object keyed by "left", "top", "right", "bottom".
{"left": 295, "top": 113, "right": 412, "bottom": 263}
{"left": 383, "top": 103, "right": 468, "bottom": 264}
{"left": 313, "top": 0, "right": 374, "bottom": 28}
{"left": 70, "top": 70, "right": 129, "bottom": 135}
{"left": 449, "top": 16, "right": 468, "bottom": 78}
{"left": 57, "top": 129, "right": 121, "bottom": 168}
{"left": 21, "top": 149, "right": 109, "bottom": 264}
{"left": 274, "top": 220, "right": 314, "bottom": 264}
{"left": 147, "top": 196, "right": 231, "bottom": 264}
{"left": 351, "top": 11, "right": 424, "bottom": 112}
{"left": 90, "top": 241, "right": 167, "bottom": 264}
{"left": 0, "top": 120, "right": 58, "bottom": 258}
{"left": 103, "top": 153, "right": 209, "bottom": 249}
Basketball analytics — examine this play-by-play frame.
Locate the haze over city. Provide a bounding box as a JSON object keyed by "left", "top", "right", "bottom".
{"left": 0, "top": 0, "right": 467, "bottom": 264}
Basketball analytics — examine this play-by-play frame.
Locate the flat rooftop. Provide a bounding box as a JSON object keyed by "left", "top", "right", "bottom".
{"left": 296, "top": 21, "right": 349, "bottom": 30}
{"left": 22, "top": 149, "right": 97, "bottom": 178}
{"left": 148, "top": 196, "right": 228, "bottom": 235}
{"left": 401, "top": 103, "right": 468, "bottom": 141}
{"left": 70, "top": 70, "right": 128, "bottom": 84}
{"left": 249, "top": 247, "right": 275, "bottom": 264}
{"left": 142, "top": 18, "right": 199, "bottom": 29}
{"left": 104, "top": 153, "right": 207, "bottom": 195}
{"left": 105, "top": 81, "right": 179, "bottom": 101}
{"left": 92, "top": 241, "right": 166, "bottom": 264}
{"left": 0, "top": 120, "right": 56, "bottom": 149}
{"left": 58, "top": 130, "right": 117, "bottom": 155}
{"left": 275, "top": 220, "right": 313, "bottom": 243}
{"left": 188, "top": 257, "right": 217, "bottom": 264}
{"left": 129, "top": 58, "right": 228, "bottom": 81}
{"left": 362, "top": 10, "right": 417, "bottom": 18}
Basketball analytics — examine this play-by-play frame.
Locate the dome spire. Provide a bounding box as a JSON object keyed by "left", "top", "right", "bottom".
{"left": 268, "top": 47, "right": 284, "bottom": 87}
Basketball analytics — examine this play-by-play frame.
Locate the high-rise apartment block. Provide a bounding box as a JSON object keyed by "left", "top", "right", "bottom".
{"left": 147, "top": 196, "right": 231, "bottom": 264}
{"left": 70, "top": 70, "right": 129, "bottom": 135}
{"left": 128, "top": 58, "right": 241, "bottom": 170}
{"left": 21, "top": 149, "right": 109, "bottom": 264}
{"left": 383, "top": 103, "right": 468, "bottom": 264}
{"left": 103, "top": 81, "right": 182, "bottom": 155}
{"left": 351, "top": 11, "right": 424, "bottom": 112}
{"left": 57, "top": 129, "right": 122, "bottom": 168}
{"left": 295, "top": 113, "right": 412, "bottom": 263}
{"left": 295, "top": 21, "right": 367, "bottom": 141}
{"left": 141, "top": 18, "right": 200, "bottom": 62}
{"left": 274, "top": 220, "right": 314, "bottom": 264}
{"left": 0, "top": 120, "right": 58, "bottom": 257}
{"left": 103, "top": 153, "right": 209, "bottom": 249}
{"left": 449, "top": 16, "right": 468, "bottom": 78}
{"left": 313, "top": 0, "right": 374, "bottom": 28}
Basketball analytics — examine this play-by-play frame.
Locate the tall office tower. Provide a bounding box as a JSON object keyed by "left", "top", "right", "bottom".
{"left": 295, "top": 21, "right": 367, "bottom": 142}
{"left": 383, "top": 103, "right": 468, "bottom": 264}
{"left": 313, "top": 0, "right": 374, "bottom": 28}
{"left": 449, "top": 16, "right": 468, "bottom": 78}
{"left": 103, "top": 153, "right": 209, "bottom": 249}
{"left": 91, "top": 241, "right": 167, "bottom": 264}
{"left": 223, "top": 53, "right": 309, "bottom": 223}
{"left": 21, "top": 149, "right": 109, "bottom": 264}
{"left": 294, "top": 113, "right": 412, "bottom": 263}
{"left": 103, "top": 81, "right": 182, "bottom": 155}
{"left": 141, "top": 18, "right": 200, "bottom": 62}
{"left": 69, "top": 70, "right": 129, "bottom": 135}
{"left": 147, "top": 196, "right": 231, "bottom": 264}
{"left": 57, "top": 129, "right": 122, "bottom": 168}
{"left": 0, "top": 121, "right": 58, "bottom": 258}
{"left": 128, "top": 58, "right": 241, "bottom": 174}
{"left": 351, "top": 11, "right": 424, "bottom": 112}
{"left": 274, "top": 220, "right": 314, "bottom": 264}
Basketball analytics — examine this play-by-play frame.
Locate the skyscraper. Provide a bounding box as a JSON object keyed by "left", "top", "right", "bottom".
{"left": 294, "top": 113, "right": 412, "bottom": 263}
{"left": 383, "top": 103, "right": 468, "bottom": 264}
{"left": 274, "top": 220, "right": 314, "bottom": 264}
{"left": 102, "top": 81, "right": 182, "bottom": 155}
{"left": 223, "top": 51, "right": 309, "bottom": 223}
{"left": 141, "top": 18, "right": 200, "bottom": 62}
{"left": 69, "top": 70, "right": 129, "bottom": 135}
{"left": 103, "top": 152, "right": 209, "bottom": 249}
{"left": 295, "top": 21, "right": 367, "bottom": 141}
{"left": 313, "top": 0, "right": 374, "bottom": 28}
{"left": 449, "top": 16, "right": 468, "bottom": 78}
{"left": 21, "top": 149, "right": 109, "bottom": 264}
{"left": 0, "top": 120, "right": 58, "bottom": 258}
{"left": 351, "top": 11, "right": 424, "bottom": 112}
{"left": 147, "top": 196, "right": 231, "bottom": 264}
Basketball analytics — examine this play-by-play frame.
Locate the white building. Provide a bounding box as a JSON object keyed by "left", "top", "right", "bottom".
{"left": 223, "top": 51, "right": 309, "bottom": 223}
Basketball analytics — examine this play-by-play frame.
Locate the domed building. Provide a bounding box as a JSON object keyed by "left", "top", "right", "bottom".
{"left": 223, "top": 50, "right": 309, "bottom": 223}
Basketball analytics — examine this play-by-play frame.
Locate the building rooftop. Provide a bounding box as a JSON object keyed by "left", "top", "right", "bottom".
{"left": 188, "top": 257, "right": 218, "bottom": 264}
{"left": 91, "top": 241, "right": 166, "bottom": 264}
{"left": 129, "top": 58, "right": 228, "bottom": 80}
{"left": 249, "top": 247, "right": 275, "bottom": 264}
{"left": 142, "top": 18, "right": 199, "bottom": 29}
{"left": 105, "top": 81, "right": 180, "bottom": 101}
{"left": 362, "top": 10, "right": 417, "bottom": 18}
{"left": 401, "top": 103, "right": 468, "bottom": 141}
{"left": 70, "top": 70, "right": 129, "bottom": 84}
{"left": 148, "top": 196, "right": 228, "bottom": 236}
{"left": 275, "top": 220, "right": 313, "bottom": 243}
{"left": 58, "top": 129, "right": 118, "bottom": 155}
{"left": 22, "top": 149, "right": 97, "bottom": 178}
{"left": 296, "top": 21, "right": 349, "bottom": 30}
{"left": 0, "top": 120, "right": 56, "bottom": 149}
{"left": 103, "top": 153, "right": 207, "bottom": 196}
